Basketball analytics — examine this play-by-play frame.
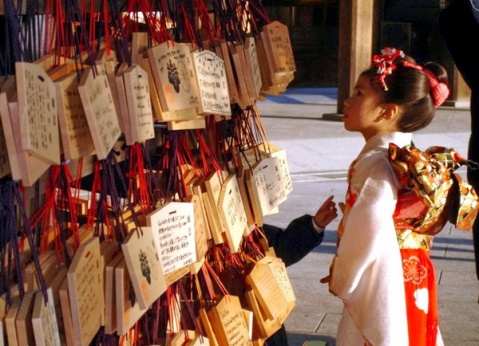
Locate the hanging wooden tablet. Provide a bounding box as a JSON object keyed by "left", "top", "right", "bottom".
{"left": 16, "top": 291, "right": 35, "bottom": 346}
{"left": 67, "top": 237, "right": 104, "bottom": 346}
{"left": 132, "top": 32, "right": 149, "bottom": 65}
{"left": 218, "top": 175, "right": 248, "bottom": 252}
{"left": 255, "top": 36, "right": 274, "bottom": 92}
{"left": 170, "top": 330, "right": 210, "bottom": 346}
{"left": 191, "top": 50, "right": 231, "bottom": 116}
{"left": 147, "top": 202, "right": 197, "bottom": 277}
{"left": 204, "top": 173, "right": 226, "bottom": 244}
{"left": 0, "top": 94, "right": 50, "bottom": 185}
{"left": 269, "top": 149, "right": 293, "bottom": 204}
{"left": 245, "top": 258, "right": 289, "bottom": 323}
{"left": 58, "top": 279, "right": 75, "bottom": 346}
{"left": 243, "top": 309, "right": 254, "bottom": 341}
{"left": 15, "top": 62, "right": 60, "bottom": 164}
{"left": 56, "top": 73, "right": 95, "bottom": 160}
{"left": 148, "top": 41, "right": 200, "bottom": 120}
{"left": 259, "top": 30, "right": 294, "bottom": 87}
{"left": 244, "top": 290, "right": 281, "bottom": 339}
{"left": 78, "top": 66, "right": 122, "bottom": 160}
{"left": 32, "top": 289, "right": 61, "bottom": 346}
{"left": 198, "top": 308, "right": 219, "bottom": 346}
{"left": 216, "top": 42, "right": 239, "bottom": 105}
{"left": 24, "top": 251, "right": 55, "bottom": 292}
{"left": 104, "top": 253, "right": 123, "bottom": 334}
{"left": 230, "top": 44, "right": 253, "bottom": 108}
{"left": 115, "top": 259, "right": 148, "bottom": 335}
{"left": 5, "top": 297, "right": 21, "bottom": 346}
{"left": 244, "top": 37, "right": 263, "bottom": 99}
{"left": 191, "top": 193, "right": 209, "bottom": 262}
{"left": 262, "top": 21, "right": 295, "bottom": 76}
{"left": 46, "top": 268, "right": 66, "bottom": 342}
{"left": 113, "top": 63, "right": 132, "bottom": 143}
{"left": 202, "top": 191, "right": 223, "bottom": 245}
{"left": 168, "top": 117, "right": 206, "bottom": 131}
{"left": 130, "top": 33, "right": 164, "bottom": 119}
{"left": 268, "top": 257, "right": 295, "bottom": 314}
{"left": 237, "top": 172, "right": 256, "bottom": 226}
{"left": 123, "top": 65, "right": 155, "bottom": 144}
{"left": 121, "top": 227, "right": 167, "bottom": 309}
{"left": 249, "top": 158, "right": 281, "bottom": 216}
{"left": 236, "top": 44, "right": 257, "bottom": 102}
{"left": 207, "top": 295, "right": 251, "bottom": 346}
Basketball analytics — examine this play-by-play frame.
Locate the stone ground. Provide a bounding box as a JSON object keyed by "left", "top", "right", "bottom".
{"left": 258, "top": 93, "right": 479, "bottom": 346}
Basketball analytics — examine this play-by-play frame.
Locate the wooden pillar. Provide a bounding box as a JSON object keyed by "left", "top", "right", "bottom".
{"left": 444, "top": 65, "right": 471, "bottom": 108}
{"left": 337, "top": 0, "right": 375, "bottom": 114}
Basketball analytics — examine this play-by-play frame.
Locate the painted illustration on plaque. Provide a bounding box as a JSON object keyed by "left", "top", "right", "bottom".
{"left": 139, "top": 250, "right": 152, "bottom": 285}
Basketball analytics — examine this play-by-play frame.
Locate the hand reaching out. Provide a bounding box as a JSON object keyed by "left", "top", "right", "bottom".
{"left": 313, "top": 195, "right": 338, "bottom": 229}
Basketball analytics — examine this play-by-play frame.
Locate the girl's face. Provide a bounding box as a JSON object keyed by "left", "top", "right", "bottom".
{"left": 343, "top": 74, "right": 392, "bottom": 139}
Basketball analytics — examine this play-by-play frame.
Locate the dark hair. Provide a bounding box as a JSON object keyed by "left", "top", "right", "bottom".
{"left": 362, "top": 58, "right": 448, "bottom": 132}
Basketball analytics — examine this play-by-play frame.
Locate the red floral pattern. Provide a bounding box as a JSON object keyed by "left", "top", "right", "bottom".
{"left": 403, "top": 255, "right": 428, "bottom": 285}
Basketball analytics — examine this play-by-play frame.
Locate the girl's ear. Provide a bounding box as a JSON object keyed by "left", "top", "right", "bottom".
{"left": 379, "top": 103, "right": 401, "bottom": 121}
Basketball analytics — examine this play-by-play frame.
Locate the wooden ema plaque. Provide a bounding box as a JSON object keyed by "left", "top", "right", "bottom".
{"left": 218, "top": 175, "right": 248, "bottom": 252}
{"left": 268, "top": 257, "right": 295, "bottom": 314}
{"left": 121, "top": 227, "right": 167, "bottom": 309}
{"left": 32, "top": 289, "right": 62, "bottom": 346}
{"left": 250, "top": 158, "right": 284, "bottom": 216}
{"left": 0, "top": 94, "right": 50, "bottom": 186}
{"left": 78, "top": 66, "right": 121, "bottom": 160}
{"left": 245, "top": 258, "right": 289, "bottom": 323}
{"left": 191, "top": 193, "right": 209, "bottom": 262}
{"left": 244, "top": 290, "right": 281, "bottom": 339}
{"left": 5, "top": 296, "right": 20, "bottom": 346}
{"left": 15, "top": 62, "right": 60, "bottom": 164}
{"left": 104, "top": 253, "right": 123, "bottom": 334}
{"left": 207, "top": 295, "right": 251, "bottom": 346}
{"left": 67, "top": 237, "right": 104, "bottom": 346}
{"left": 168, "top": 117, "right": 206, "bottom": 131}
{"left": 113, "top": 63, "right": 132, "bottom": 143}
{"left": 56, "top": 73, "right": 95, "bottom": 160}
{"left": 16, "top": 291, "right": 35, "bottom": 346}
{"left": 148, "top": 41, "right": 200, "bottom": 117}
{"left": 170, "top": 330, "right": 210, "bottom": 346}
{"left": 204, "top": 171, "right": 228, "bottom": 244}
{"left": 147, "top": 202, "right": 197, "bottom": 276}
{"left": 229, "top": 43, "right": 253, "bottom": 108}
{"left": 198, "top": 308, "right": 219, "bottom": 346}
{"left": 123, "top": 65, "right": 155, "bottom": 144}
{"left": 262, "top": 21, "right": 296, "bottom": 75}
{"left": 216, "top": 42, "right": 239, "bottom": 105}
{"left": 115, "top": 259, "right": 147, "bottom": 335}
{"left": 244, "top": 37, "right": 263, "bottom": 99}
{"left": 58, "top": 279, "right": 75, "bottom": 346}
{"left": 269, "top": 150, "right": 293, "bottom": 205}
{"left": 191, "top": 50, "right": 231, "bottom": 116}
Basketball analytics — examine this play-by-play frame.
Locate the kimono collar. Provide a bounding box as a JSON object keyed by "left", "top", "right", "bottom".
{"left": 359, "top": 132, "right": 413, "bottom": 158}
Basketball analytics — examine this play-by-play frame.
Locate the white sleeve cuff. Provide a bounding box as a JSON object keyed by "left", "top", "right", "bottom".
{"left": 312, "top": 218, "right": 325, "bottom": 233}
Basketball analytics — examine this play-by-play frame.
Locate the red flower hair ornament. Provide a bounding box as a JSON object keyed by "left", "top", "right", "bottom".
{"left": 371, "top": 48, "right": 450, "bottom": 108}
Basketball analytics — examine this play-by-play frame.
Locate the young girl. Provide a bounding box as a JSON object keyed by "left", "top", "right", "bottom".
{"left": 327, "top": 48, "right": 450, "bottom": 346}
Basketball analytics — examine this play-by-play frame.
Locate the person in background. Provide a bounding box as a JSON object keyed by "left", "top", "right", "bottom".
{"left": 264, "top": 196, "right": 338, "bottom": 346}
{"left": 440, "top": 0, "right": 479, "bottom": 280}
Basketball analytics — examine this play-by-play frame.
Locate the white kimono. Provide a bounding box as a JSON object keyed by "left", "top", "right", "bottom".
{"left": 330, "top": 132, "right": 411, "bottom": 346}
